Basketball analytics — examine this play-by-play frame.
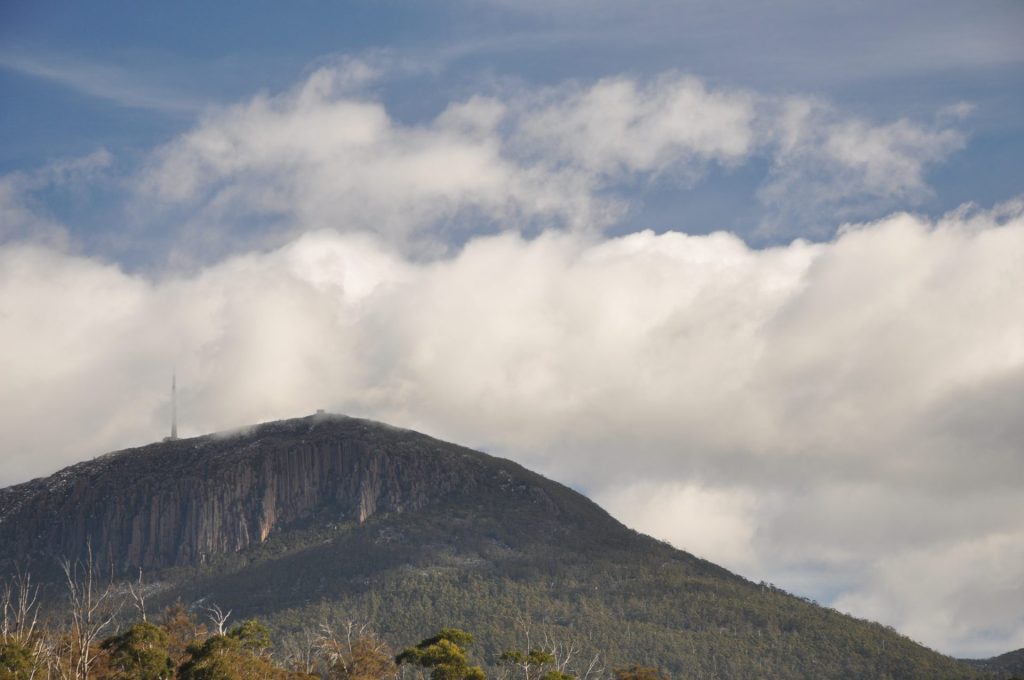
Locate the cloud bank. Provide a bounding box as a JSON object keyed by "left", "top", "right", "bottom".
{"left": 0, "top": 64, "right": 1015, "bottom": 657}
{"left": 2, "top": 204, "right": 1023, "bottom": 656}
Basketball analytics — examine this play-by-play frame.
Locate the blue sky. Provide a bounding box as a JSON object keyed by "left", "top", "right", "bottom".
{"left": 3, "top": 0, "right": 1022, "bottom": 259}
{"left": 2, "top": 0, "right": 1024, "bottom": 658}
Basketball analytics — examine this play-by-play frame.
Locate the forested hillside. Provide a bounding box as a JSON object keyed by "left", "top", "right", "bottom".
{"left": 0, "top": 415, "right": 1011, "bottom": 679}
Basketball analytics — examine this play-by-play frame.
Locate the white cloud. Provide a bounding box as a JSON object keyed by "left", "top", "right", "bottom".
{"left": 834, "top": 532, "right": 1024, "bottom": 658}
{"left": 0, "top": 150, "right": 112, "bottom": 247}
{"left": 597, "top": 481, "right": 758, "bottom": 570}
{"left": 0, "top": 52, "right": 204, "bottom": 114}
{"left": 139, "top": 67, "right": 611, "bottom": 253}
{"left": 1, "top": 204, "right": 1023, "bottom": 656}
{"left": 760, "top": 99, "right": 967, "bottom": 234}
{"left": 135, "top": 66, "right": 966, "bottom": 258}
{"left": 515, "top": 74, "right": 755, "bottom": 177}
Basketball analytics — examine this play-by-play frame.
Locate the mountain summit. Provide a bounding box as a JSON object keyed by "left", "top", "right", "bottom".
{"left": 0, "top": 414, "right": 1001, "bottom": 679}
{"left": 0, "top": 414, "right": 641, "bottom": 571}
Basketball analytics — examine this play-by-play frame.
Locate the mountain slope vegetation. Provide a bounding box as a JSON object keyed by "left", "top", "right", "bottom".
{"left": 0, "top": 414, "right": 1008, "bottom": 679}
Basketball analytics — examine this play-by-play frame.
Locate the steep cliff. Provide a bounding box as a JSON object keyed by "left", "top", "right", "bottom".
{"left": 0, "top": 414, "right": 600, "bottom": 570}
{"left": 0, "top": 414, "right": 1001, "bottom": 679}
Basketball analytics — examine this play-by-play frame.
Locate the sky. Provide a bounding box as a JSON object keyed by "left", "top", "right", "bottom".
{"left": 1, "top": 0, "right": 1023, "bottom": 659}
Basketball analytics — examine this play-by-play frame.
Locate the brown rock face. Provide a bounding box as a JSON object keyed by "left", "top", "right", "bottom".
{"left": 0, "top": 414, "right": 518, "bottom": 569}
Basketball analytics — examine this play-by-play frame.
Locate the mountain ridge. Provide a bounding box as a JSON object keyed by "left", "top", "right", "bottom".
{"left": 0, "top": 413, "right": 1009, "bottom": 679}
{"left": 1, "top": 413, "right": 633, "bottom": 569}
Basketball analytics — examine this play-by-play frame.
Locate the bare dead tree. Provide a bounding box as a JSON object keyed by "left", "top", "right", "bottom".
{"left": 492, "top": 665, "right": 515, "bottom": 680}
{"left": 540, "top": 630, "right": 604, "bottom": 680}
{"left": 541, "top": 633, "right": 578, "bottom": 674}
{"left": 1, "top": 567, "right": 42, "bottom": 643}
{"left": 203, "top": 604, "right": 232, "bottom": 636}
{"left": 31, "top": 635, "right": 58, "bottom": 680}
{"left": 1, "top": 568, "right": 50, "bottom": 680}
{"left": 577, "top": 651, "right": 605, "bottom": 680}
{"left": 315, "top": 619, "right": 368, "bottom": 666}
{"left": 514, "top": 612, "right": 534, "bottom": 653}
{"left": 281, "top": 627, "right": 319, "bottom": 675}
{"left": 59, "top": 543, "right": 124, "bottom": 680}
{"left": 315, "top": 619, "right": 394, "bottom": 680}
{"left": 127, "top": 568, "right": 148, "bottom": 622}
{"left": 500, "top": 614, "right": 560, "bottom": 680}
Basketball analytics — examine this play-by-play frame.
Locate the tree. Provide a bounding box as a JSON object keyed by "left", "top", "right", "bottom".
{"left": 158, "top": 602, "right": 208, "bottom": 669}
{"left": 178, "top": 634, "right": 247, "bottom": 680}
{"left": 320, "top": 631, "right": 394, "bottom": 680}
{"left": 1, "top": 571, "right": 41, "bottom": 646}
{"left": 315, "top": 622, "right": 395, "bottom": 680}
{"left": 228, "top": 621, "right": 271, "bottom": 657}
{"left": 1, "top": 569, "right": 45, "bottom": 680}
{"left": 202, "top": 607, "right": 232, "bottom": 638}
{"left": 499, "top": 649, "right": 555, "bottom": 680}
{"left": 100, "top": 622, "right": 174, "bottom": 680}
{"left": 395, "top": 629, "right": 484, "bottom": 680}
{"left": 498, "top": 616, "right": 583, "bottom": 680}
{"left": 280, "top": 629, "right": 318, "bottom": 676}
{"left": 58, "top": 545, "right": 124, "bottom": 680}
{"left": 178, "top": 620, "right": 285, "bottom": 680}
{"left": 0, "top": 641, "right": 36, "bottom": 680}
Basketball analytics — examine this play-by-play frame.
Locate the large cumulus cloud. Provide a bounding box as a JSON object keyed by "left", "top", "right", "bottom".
{"left": 2, "top": 205, "right": 1023, "bottom": 656}
{"left": 0, "top": 65, "right": 1016, "bottom": 657}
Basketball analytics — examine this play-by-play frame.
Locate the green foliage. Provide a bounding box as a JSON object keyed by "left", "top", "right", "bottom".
{"left": 500, "top": 648, "right": 559, "bottom": 680}
{"left": 178, "top": 621, "right": 284, "bottom": 680}
{"left": 7, "top": 425, "right": 1013, "bottom": 680}
{"left": 159, "top": 602, "right": 208, "bottom": 668}
{"left": 101, "top": 622, "right": 176, "bottom": 680}
{"left": 178, "top": 635, "right": 245, "bottom": 680}
{"left": 127, "top": 462, "right": 998, "bottom": 680}
{"left": 539, "top": 671, "right": 575, "bottom": 680}
{"left": 963, "top": 647, "right": 1024, "bottom": 677}
{"left": 397, "top": 629, "right": 485, "bottom": 680}
{"left": 0, "top": 641, "right": 35, "bottom": 680}
{"left": 227, "top": 620, "right": 272, "bottom": 656}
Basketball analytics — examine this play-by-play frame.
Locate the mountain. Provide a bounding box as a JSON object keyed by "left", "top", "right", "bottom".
{"left": 0, "top": 414, "right": 1006, "bottom": 679}
{"left": 964, "top": 649, "right": 1024, "bottom": 677}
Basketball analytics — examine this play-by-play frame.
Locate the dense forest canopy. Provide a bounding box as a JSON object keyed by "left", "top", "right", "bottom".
{"left": 2, "top": 566, "right": 1020, "bottom": 680}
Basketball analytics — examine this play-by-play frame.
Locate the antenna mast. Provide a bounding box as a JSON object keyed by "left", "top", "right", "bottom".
{"left": 170, "top": 370, "right": 178, "bottom": 440}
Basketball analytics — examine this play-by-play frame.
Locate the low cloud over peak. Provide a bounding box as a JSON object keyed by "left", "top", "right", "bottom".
{"left": 2, "top": 203, "right": 1023, "bottom": 656}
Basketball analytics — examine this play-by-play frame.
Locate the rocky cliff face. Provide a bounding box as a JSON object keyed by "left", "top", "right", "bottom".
{"left": 0, "top": 414, "right": 999, "bottom": 680}
{"left": 0, "top": 414, "right": 572, "bottom": 570}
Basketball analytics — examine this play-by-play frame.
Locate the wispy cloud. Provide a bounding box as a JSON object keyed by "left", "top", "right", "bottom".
{"left": 0, "top": 149, "right": 113, "bottom": 247}
{"left": 757, "top": 97, "right": 968, "bottom": 236}
{"left": 132, "top": 64, "right": 968, "bottom": 258}
{"left": 0, "top": 51, "right": 208, "bottom": 115}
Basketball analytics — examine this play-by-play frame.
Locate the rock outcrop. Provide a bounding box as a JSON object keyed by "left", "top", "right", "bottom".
{"left": 0, "top": 414, "right": 997, "bottom": 680}
{"left": 0, "top": 414, "right": 570, "bottom": 569}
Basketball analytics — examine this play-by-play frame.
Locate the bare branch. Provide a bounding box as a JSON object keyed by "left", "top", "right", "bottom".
{"left": 127, "top": 568, "right": 148, "bottom": 622}
{"left": 2, "top": 567, "right": 42, "bottom": 643}
{"left": 203, "top": 604, "right": 232, "bottom": 636}
{"left": 59, "top": 541, "right": 125, "bottom": 680}
{"left": 580, "top": 652, "right": 605, "bottom": 680}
